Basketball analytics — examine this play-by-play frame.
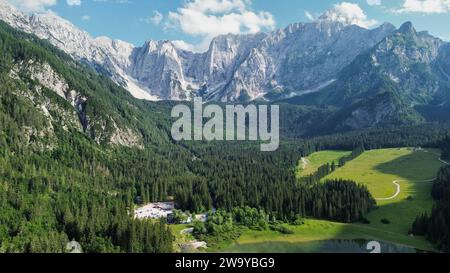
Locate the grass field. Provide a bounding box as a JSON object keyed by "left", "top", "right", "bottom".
{"left": 296, "top": 150, "right": 351, "bottom": 178}
{"left": 325, "top": 148, "right": 443, "bottom": 234}
{"left": 214, "top": 148, "right": 446, "bottom": 253}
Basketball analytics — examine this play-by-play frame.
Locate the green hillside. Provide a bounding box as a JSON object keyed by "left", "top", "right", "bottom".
{"left": 325, "top": 148, "right": 445, "bottom": 234}
{"left": 215, "top": 148, "right": 444, "bottom": 253}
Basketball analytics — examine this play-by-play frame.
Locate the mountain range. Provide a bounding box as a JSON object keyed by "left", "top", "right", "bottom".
{"left": 0, "top": 0, "right": 409, "bottom": 101}
{"left": 1, "top": 0, "right": 450, "bottom": 133}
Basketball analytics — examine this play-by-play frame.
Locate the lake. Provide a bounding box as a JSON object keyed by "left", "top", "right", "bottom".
{"left": 221, "top": 239, "right": 420, "bottom": 253}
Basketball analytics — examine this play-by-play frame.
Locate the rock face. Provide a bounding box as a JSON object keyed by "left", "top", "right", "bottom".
{"left": 0, "top": 0, "right": 396, "bottom": 102}
{"left": 128, "top": 40, "right": 202, "bottom": 101}
{"left": 10, "top": 58, "right": 142, "bottom": 147}
{"left": 319, "top": 22, "right": 446, "bottom": 106}
{"left": 124, "top": 21, "right": 396, "bottom": 102}
{"left": 289, "top": 21, "right": 450, "bottom": 130}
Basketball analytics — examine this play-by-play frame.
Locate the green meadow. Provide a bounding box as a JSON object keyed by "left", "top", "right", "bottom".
{"left": 325, "top": 148, "right": 444, "bottom": 234}
{"left": 215, "top": 148, "right": 446, "bottom": 253}
{"left": 296, "top": 150, "right": 351, "bottom": 178}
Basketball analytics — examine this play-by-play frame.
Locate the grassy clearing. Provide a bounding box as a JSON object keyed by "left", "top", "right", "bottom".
{"left": 296, "top": 150, "right": 351, "bottom": 178}
{"left": 324, "top": 148, "right": 444, "bottom": 234}
{"left": 214, "top": 148, "right": 445, "bottom": 253}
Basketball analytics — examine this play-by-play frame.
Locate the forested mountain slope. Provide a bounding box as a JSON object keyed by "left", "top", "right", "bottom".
{"left": 282, "top": 22, "right": 450, "bottom": 132}
{"left": 0, "top": 20, "right": 188, "bottom": 252}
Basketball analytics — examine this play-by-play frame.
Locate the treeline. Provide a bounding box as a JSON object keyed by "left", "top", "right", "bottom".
{"left": 302, "top": 123, "right": 450, "bottom": 151}
{"left": 300, "top": 146, "right": 365, "bottom": 184}
{"left": 306, "top": 179, "right": 376, "bottom": 222}
{"left": 411, "top": 165, "right": 450, "bottom": 251}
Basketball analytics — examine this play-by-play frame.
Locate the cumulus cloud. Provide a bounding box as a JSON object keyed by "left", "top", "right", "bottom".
{"left": 8, "top": 0, "right": 57, "bottom": 12}
{"left": 166, "top": 0, "right": 275, "bottom": 52}
{"left": 172, "top": 40, "right": 199, "bottom": 52}
{"left": 396, "top": 0, "right": 450, "bottom": 14}
{"left": 319, "top": 2, "right": 378, "bottom": 28}
{"left": 147, "top": 10, "right": 164, "bottom": 25}
{"left": 67, "top": 0, "right": 81, "bottom": 6}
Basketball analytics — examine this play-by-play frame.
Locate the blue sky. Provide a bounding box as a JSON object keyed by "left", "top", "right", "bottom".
{"left": 8, "top": 0, "right": 450, "bottom": 51}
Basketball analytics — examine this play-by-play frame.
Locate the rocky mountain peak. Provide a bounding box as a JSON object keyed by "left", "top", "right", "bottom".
{"left": 398, "top": 21, "right": 416, "bottom": 35}
{"left": 0, "top": 0, "right": 404, "bottom": 102}
{"left": 379, "top": 22, "right": 397, "bottom": 32}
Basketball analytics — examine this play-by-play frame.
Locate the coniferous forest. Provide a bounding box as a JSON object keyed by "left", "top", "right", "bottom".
{"left": 411, "top": 139, "right": 450, "bottom": 251}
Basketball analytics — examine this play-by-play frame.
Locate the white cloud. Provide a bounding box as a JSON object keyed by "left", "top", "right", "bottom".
{"left": 166, "top": 0, "right": 275, "bottom": 52}
{"left": 172, "top": 40, "right": 198, "bottom": 52}
{"left": 320, "top": 2, "right": 378, "bottom": 28}
{"left": 8, "top": 0, "right": 57, "bottom": 12}
{"left": 81, "top": 15, "right": 90, "bottom": 21}
{"left": 367, "top": 0, "right": 382, "bottom": 6}
{"left": 67, "top": 0, "right": 81, "bottom": 6}
{"left": 147, "top": 10, "right": 163, "bottom": 25}
{"left": 396, "top": 0, "right": 450, "bottom": 14}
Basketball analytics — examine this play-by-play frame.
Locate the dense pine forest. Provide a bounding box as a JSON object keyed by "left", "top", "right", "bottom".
{"left": 411, "top": 139, "right": 450, "bottom": 251}
{"left": 0, "top": 21, "right": 178, "bottom": 252}
{"left": 2, "top": 20, "right": 450, "bottom": 253}
{"left": 177, "top": 142, "right": 375, "bottom": 222}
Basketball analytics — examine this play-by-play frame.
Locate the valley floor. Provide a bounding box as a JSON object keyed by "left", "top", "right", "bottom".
{"left": 206, "top": 148, "right": 446, "bottom": 253}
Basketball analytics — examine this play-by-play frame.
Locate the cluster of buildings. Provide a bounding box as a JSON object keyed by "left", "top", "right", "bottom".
{"left": 134, "top": 201, "right": 210, "bottom": 224}
{"left": 134, "top": 202, "right": 175, "bottom": 220}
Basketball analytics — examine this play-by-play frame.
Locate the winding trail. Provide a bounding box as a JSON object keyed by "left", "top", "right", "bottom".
{"left": 375, "top": 149, "right": 449, "bottom": 201}
{"left": 300, "top": 157, "right": 310, "bottom": 169}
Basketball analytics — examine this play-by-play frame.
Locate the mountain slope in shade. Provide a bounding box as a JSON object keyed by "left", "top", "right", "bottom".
{"left": 282, "top": 22, "right": 450, "bottom": 130}
{"left": 0, "top": 0, "right": 395, "bottom": 102}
